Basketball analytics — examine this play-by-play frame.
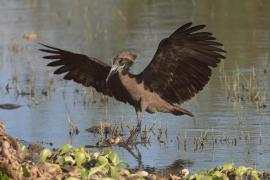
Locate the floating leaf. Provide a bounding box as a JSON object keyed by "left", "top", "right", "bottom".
{"left": 195, "top": 174, "right": 212, "bottom": 180}
{"left": 19, "top": 143, "right": 28, "bottom": 156}
{"left": 108, "top": 151, "right": 118, "bottom": 165}
{"left": 56, "top": 156, "right": 65, "bottom": 166}
{"left": 81, "top": 168, "right": 89, "bottom": 180}
{"left": 86, "top": 154, "right": 109, "bottom": 176}
{"left": 21, "top": 165, "right": 30, "bottom": 177}
{"left": 248, "top": 170, "right": 260, "bottom": 180}
{"left": 189, "top": 174, "right": 197, "bottom": 180}
{"left": 110, "top": 166, "right": 120, "bottom": 179}
{"left": 107, "top": 150, "right": 124, "bottom": 167}
{"left": 212, "top": 171, "right": 225, "bottom": 179}
{"left": 88, "top": 163, "right": 107, "bottom": 177}
{"left": 97, "top": 156, "right": 108, "bottom": 166}
{"left": 16, "top": 165, "right": 30, "bottom": 177}
{"left": 59, "top": 144, "right": 73, "bottom": 155}
{"left": 64, "top": 156, "right": 75, "bottom": 165}
{"left": 222, "top": 163, "right": 234, "bottom": 171}
{"left": 75, "top": 151, "right": 87, "bottom": 167}
{"left": 235, "top": 166, "right": 248, "bottom": 176}
{"left": 40, "top": 148, "right": 52, "bottom": 162}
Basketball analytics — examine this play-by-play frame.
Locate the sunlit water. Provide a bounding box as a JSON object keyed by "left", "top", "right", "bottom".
{"left": 0, "top": 0, "right": 270, "bottom": 173}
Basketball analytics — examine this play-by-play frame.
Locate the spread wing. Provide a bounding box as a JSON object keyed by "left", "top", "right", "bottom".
{"left": 39, "top": 43, "right": 112, "bottom": 96}
{"left": 135, "top": 22, "right": 226, "bottom": 104}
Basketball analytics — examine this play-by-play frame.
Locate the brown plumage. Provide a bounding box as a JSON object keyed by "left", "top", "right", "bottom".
{"left": 39, "top": 22, "right": 225, "bottom": 127}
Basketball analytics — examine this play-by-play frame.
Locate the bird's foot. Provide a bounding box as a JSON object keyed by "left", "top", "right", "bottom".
{"left": 135, "top": 120, "right": 142, "bottom": 132}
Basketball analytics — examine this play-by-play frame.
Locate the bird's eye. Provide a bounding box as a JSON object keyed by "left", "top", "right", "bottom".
{"left": 119, "top": 59, "right": 125, "bottom": 66}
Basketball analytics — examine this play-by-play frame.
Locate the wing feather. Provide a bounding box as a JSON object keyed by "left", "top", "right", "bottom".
{"left": 135, "top": 22, "right": 225, "bottom": 103}
{"left": 39, "top": 43, "right": 112, "bottom": 96}
{"left": 47, "top": 60, "right": 65, "bottom": 66}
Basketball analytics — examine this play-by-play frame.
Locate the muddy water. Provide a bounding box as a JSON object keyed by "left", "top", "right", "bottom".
{"left": 0, "top": 0, "right": 270, "bottom": 173}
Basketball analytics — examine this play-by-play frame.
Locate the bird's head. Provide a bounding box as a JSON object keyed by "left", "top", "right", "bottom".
{"left": 106, "top": 51, "right": 136, "bottom": 82}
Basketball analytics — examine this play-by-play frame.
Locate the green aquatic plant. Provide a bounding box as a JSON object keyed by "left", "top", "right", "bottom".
{"left": 0, "top": 171, "right": 9, "bottom": 180}
{"left": 39, "top": 144, "right": 135, "bottom": 179}
{"left": 223, "top": 66, "right": 266, "bottom": 109}
{"left": 40, "top": 148, "right": 52, "bottom": 162}
{"left": 189, "top": 163, "right": 261, "bottom": 180}
{"left": 38, "top": 144, "right": 264, "bottom": 179}
{"left": 59, "top": 143, "right": 73, "bottom": 155}
{"left": 16, "top": 165, "right": 30, "bottom": 178}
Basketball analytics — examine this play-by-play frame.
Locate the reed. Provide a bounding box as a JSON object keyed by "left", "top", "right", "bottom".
{"left": 223, "top": 66, "right": 266, "bottom": 109}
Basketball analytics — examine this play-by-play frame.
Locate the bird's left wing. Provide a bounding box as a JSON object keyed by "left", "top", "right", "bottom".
{"left": 39, "top": 43, "right": 112, "bottom": 96}
{"left": 135, "top": 22, "right": 226, "bottom": 104}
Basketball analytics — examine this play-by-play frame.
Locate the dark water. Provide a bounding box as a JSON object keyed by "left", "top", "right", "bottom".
{"left": 0, "top": 0, "right": 270, "bottom": 173}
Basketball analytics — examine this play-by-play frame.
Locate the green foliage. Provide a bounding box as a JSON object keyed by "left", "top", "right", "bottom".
{"left": 80, "top": 168, "right": 89, "bottom": 180}
{"left": 19, "top": 143, "right": 28, "bottom": 156}
{"left": 74, "top": 151, "right": 86, "bottom": 167}
{"left": 109, "top": 166, "right": 118, "bottom": 178}
{"left": 189, "top": 163, "right": 262, "bottom": 180}
{"left": 222, "top": 163, "right": 234, "bottom": 171}
{"left": 64, "top": 155, "right": 75, "bottom": 165}
{"left": 40, "top": 148, "right": 52, "bottom": 162}
{"left": 59, "top": 144, "right": 73, "bottom": 155}
{"left": 56, "top": 155, "right": 65, "bottom": 166}
{"left": 0, "top": 171, "right": 9, "bottom": 180}
{"left": 21, "top": 166, "right": 30, "bottom": 177}
{"left": 87, "top": 155, "right": 108, "bottom": 176}
{"left": 37, "top": 144, "right": 265, "bottom": 180}
{"left": 235, "top": 166, "right": 248, "bottom": 176}
{"left": 16, "top": 165, "right": 30, "bottom": 178}
{"left": 40, "top": 144, "right": 130, "bottom": 179}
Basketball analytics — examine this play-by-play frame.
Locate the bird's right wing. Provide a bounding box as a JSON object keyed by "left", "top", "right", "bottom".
{"left": 39, "top": 43, "right": 112, "bottom": 96}
{"left": 135, "top": 23, "right": 225, "bottom": 104}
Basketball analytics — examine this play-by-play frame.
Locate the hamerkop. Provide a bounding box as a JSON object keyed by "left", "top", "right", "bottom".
{"left": 39, "top": 22, "right": 225, "bottom": 127}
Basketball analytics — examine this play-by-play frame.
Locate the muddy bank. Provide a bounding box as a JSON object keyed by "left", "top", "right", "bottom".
{"left": 0, "top": 122, "right": 157, "bottom": 179}
{"left": 0, "top": 122, "right": 62, "bottom": 179}
{"left": 1, "top": 122, "right": 270, "bottom": 180}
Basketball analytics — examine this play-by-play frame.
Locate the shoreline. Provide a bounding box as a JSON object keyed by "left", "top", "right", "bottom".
{"left": 1, "top": 122, "right": 269, "bottom": 180}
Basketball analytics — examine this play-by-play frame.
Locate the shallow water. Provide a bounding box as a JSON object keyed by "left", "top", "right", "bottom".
{"left": 0, "top": 0, "right": 270, "bottom": 173}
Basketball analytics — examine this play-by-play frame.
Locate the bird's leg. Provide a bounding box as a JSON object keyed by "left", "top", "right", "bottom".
{"left": 136, "top": 111, "right": 142, "bottom": 131}
{"left": 136, "top": 99, "right": 146, "bottom": 132}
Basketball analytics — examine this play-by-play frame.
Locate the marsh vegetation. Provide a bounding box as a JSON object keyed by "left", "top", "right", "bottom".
{"left": 0, "top": 0, "right": 270, "bottom": 177}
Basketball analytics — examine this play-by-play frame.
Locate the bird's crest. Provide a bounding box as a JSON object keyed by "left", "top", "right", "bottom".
{"left": 117, "top": 51, "right": 137, "bottom": 62}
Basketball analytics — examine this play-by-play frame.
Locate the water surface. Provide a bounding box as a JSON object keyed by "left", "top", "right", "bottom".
{"left": 0, "top": 0, "right": 270, "bottom": 173}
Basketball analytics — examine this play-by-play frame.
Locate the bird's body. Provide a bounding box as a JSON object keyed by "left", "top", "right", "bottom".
{"left": 107, "top": 69, "right": 193, "bottom": 117}
{"left": 39, "top": 22, "right": 225, "bottom": 126}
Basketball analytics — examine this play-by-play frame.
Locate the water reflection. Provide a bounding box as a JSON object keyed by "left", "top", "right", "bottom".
{"left": 0, "top": 0, "right": 270, "bottom": 173}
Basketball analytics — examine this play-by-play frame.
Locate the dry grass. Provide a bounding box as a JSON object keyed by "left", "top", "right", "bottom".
{"left": 223, "top": 66, "right": 266, "bottom": 109}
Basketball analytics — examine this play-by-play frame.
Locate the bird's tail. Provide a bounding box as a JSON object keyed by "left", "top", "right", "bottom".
{"left": 172, "top": 105, "right": 194, "bottom": 117}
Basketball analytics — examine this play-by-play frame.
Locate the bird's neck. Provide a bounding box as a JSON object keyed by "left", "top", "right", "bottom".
{"left": 106, "top": 70, "right": 135, "bottom": 92}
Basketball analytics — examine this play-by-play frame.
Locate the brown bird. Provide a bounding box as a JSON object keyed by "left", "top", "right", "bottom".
{"left": 39, "top": 22, "right": 225, "bottom": 127}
